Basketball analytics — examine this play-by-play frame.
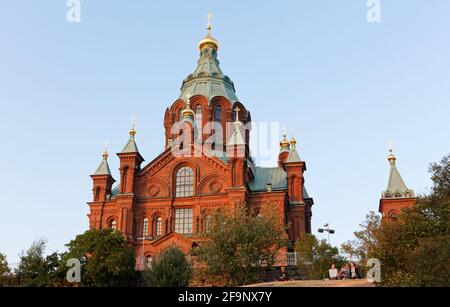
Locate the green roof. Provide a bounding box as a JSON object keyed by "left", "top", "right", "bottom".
{"left": 121, "top": 137, "right": 139, "bottom": 153}
{"left": 179, "top": 45, "right": 238, "bottom": 103}
{"left": 93, "top": 157, "right": 112, "bottom": 176}
{"left": 382, "top": 158, "right": 415, "bottom": 199}
{"left": 249, "top": 167, "right": 287, "bottom": 191}
{"left": 286, "top": 146, "right": 301, "bottom": 163}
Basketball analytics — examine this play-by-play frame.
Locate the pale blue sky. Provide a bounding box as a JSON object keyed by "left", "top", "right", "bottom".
{"left": 0, "top": 1, "right": 449, "bottom": 265}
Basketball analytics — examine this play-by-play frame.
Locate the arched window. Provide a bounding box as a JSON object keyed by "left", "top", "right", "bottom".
{"left": 195, "top": 105, "right": 202, "bottom": 130}
{"left": 390, "top": 213, "right": 399, "bottom": 221}
{"left": 94, "top": 187, "right": 100, "bottom": 201}
{"left": 195, "top": 105, "right": 202, "bottom": 118}
{"left": 214, "top": 106, "right": 222, "bottom": 122}
{"left": 110, "top": 220, "right": 117, "bottom": 230}
{"left": 175, "top": 167, "right": 194, "bottom": 197}
{"left": 142, "top": 218, "right": 149, "bottom": 237}
{"left": 154, "top": 216, "right": 162, "bottom": 236}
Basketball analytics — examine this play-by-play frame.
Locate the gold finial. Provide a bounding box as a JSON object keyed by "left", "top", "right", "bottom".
{"left": 280, "top": 128, "right": 290, "bottom": 150}
{"left": 129, "top": 116, "right": 136, "bottom": 138}
{"left": 290, "top": 131, "right": 297, "bottom": 147}
{"left": 207, "top": 12, "right": 213, "bottom": 32}
{"left": 387, "top": 141, "right": 396, "bottom": 162}
{"left": 182, "top": 93, "right": 194, "bottom": 117}
{"left": 199, "top": 12, "right": 219, "bottom": 50}
{"left": 234, "top": 106, "right": 241, "bottom": 122}
{"left": 102, "top": 141, "right": 109, "bottom": 160}
{"left": 233, "top": 106, "right": 242, "bottom": 130}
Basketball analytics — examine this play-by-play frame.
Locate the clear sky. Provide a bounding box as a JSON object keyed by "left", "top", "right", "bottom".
{"left": 1, "top": 1, "right": 449, "bottom": 266}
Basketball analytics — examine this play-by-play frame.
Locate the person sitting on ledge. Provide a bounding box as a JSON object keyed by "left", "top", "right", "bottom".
{"left": 350, "top": 262, "right": 360, "bottom": 279}
{"left": 339, "top": 263, "right": 350, "bottom": 280}
{"left": 279, "top": 266, "right": 290, "bottom": 281}
{"left": 328, "top": 264, "right": 338, "bottom": 280}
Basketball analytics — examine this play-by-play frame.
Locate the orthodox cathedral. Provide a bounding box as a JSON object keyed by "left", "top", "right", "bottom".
{"left": 87, "top": 22, "right": 313, "bottom": 269}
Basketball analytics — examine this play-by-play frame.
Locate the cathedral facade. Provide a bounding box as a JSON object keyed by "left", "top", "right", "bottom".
{"left": 87, "top": 24, "right": 313, "bottom": 270}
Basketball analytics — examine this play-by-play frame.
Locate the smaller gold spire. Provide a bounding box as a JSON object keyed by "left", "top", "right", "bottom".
{"left": 182, "top": 93, "right": 195, "bottom": 117}
{"left": 290, "top": 131, "right": 297, "bottom": 147}
{"left": 102, "top": 141, "right": 109, "bottom": 160}
{"left": 129, "top": 116, "right": 136, "bottom": 138}
{"left": 233, "top": 106, "right": 242, "bottom": 130}
{"left": 387, "top": 141, "right": 396, "bottom": 163}
{"left": 280, "top": 128, "right": 290, "bottom": 150}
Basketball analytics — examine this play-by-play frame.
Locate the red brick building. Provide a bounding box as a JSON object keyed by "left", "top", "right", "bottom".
{"left": 87, "top": 24, "right": 314, "bottom": 270}
{"left": 379, "top": 148, "right": 416, "bottom": 221}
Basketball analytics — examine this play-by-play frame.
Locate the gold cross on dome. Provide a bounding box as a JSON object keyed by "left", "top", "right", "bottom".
{"left": 130, "top": 115, "right": 136, "bottom": 129}
{"left": 104, "top": 140, "right": 109, "bottom": 154}
{"left": 206, "top": 12, "right": 213, "bottom": 27}
{"left": 234, "top": 106, "right": 241, "bottom": 121}
{"left": 387, "top": 140, "right": 393, "bottom": 153}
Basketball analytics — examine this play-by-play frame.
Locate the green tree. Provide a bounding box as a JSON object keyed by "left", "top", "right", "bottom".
{"left": 0, "top": 253, "right": 12, "bottom": 287}
{"left": 192, "top": 202, "right": 287, "bottom": 286}
{"left": 0, "top": 253, "right": 10, "bottom": 276}
{"left": 295, "top": 234, "right": 347, "bottom": 280}
{"left": 15, "top": 238, "right": 64, "bottom": 287}
{"left": 345, "top": 154, "right": 450, "bottom": 287}
{"left": 340, "top": 211, "right": 381, "bottom": 265}
{"left": 144, "top": 247, "right": 191, "bottom": 287}
{"left": 63, "top": 229, "right": 136, "bottom": 287}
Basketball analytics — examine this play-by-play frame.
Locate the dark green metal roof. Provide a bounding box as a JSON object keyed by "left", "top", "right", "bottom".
{"left": 121, "top": 137, "right": 139, "bottom": 153}
{"left": 179, "top": 46, "right": 238, "bottom": 103}
{"left": 92, "top": 157, "right": 112, "bottom": 176}
{"left": 248, "top": 167, "right": 288, "bottom": 191}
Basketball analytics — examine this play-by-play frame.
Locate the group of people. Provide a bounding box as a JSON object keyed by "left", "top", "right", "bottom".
{"left": 328, "top": 262, "right": 361, "bottom": 280}
{"left": 277, "top": 262, "right": 361, "bottom": 282}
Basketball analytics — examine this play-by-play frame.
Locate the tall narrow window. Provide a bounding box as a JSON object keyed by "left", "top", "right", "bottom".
{"left": 142, "top": 218, "right": 148, "bottom": 237}
{"left": 214, "top": 106, "right": 222, "bottom": 122}
{"left": 110, "top": 220, "right": 117, "bottom": 230}
{"left": 232, "top": 108, "right": 237, "bottom": 121}
{"left": 195, "top": 105, "right": 202, "bottom": 132}
{"left": 175, "top": 167, "right": 194, "bottom": 197}
{"left": 94, "top": 187, "right": 100, "bottom": 201}
{"left": 175, "top": 208, "right": 193, "bottom": 234}
{"left": 155, "top": 217, "right": 162, "bottom": 236}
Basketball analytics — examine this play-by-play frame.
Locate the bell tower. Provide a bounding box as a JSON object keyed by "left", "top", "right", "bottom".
{"left": 379, "top": 145, "right": 416, "bottom": 221}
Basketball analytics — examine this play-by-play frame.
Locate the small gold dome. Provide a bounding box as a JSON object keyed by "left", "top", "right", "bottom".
{"left": 129, "top": 127, "right": 136, "bottom": 138}
{"left": 388, "top": 154, "right": 396, "bottom": 162}
{"left": 290, "top": 137, "right": 297, "bottom": 146}
{"left": 199, "top": 35, "right": 219, "bottom": 51}
{"left": 182, "top": 102, "right": 195, "bottom": 117}
{"left": 280, "top": 134, "right": 290, "bottom": 149}
{"left": 102, "top": 150, "right": 109, "bottom": 160}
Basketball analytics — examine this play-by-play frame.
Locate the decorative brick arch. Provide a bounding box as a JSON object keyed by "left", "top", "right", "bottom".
{"left": 198, "top": 173, "right": 228, "bottom": 195}
{"left": 106, "top": 216, "right": 119, "bottom": 229}
{"left": 387, "top": 209, "right": 400, "bottom": 220}
{"left": 169, "top": 99, "right": 188, "bottom": 123}
{"left": 137, "top": 177, "right": 170, "bottom": 198}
